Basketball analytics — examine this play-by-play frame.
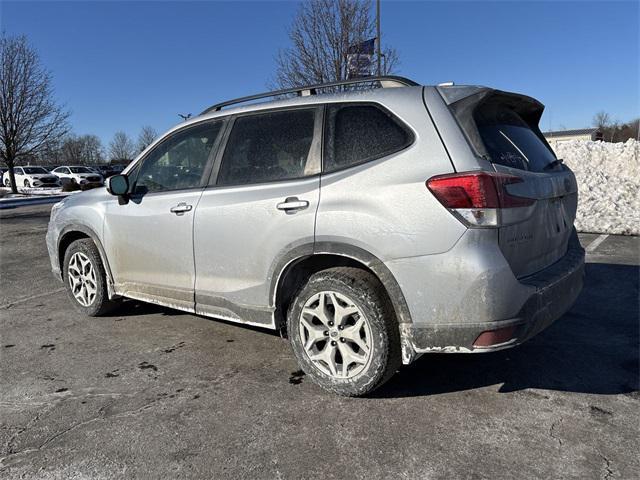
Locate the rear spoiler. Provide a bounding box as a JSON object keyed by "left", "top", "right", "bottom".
{"left": 437, "top": 85, "right": 555, "bottom": 161}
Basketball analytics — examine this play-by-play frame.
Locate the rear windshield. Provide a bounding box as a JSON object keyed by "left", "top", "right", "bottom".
{"left": 474, "top": 100, "right": 557, "bottom": 172}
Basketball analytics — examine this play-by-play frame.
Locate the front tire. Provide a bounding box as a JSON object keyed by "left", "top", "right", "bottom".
{"left": 287, "top": 267, "right": 401, "bottom": 396}
{"left": 63, "top": 239, "right": 119, "bottom": 316}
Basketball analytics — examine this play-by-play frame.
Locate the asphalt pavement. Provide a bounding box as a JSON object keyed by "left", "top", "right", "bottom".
{"left": 1, "top": 205, "right": 638, "bottom": 479}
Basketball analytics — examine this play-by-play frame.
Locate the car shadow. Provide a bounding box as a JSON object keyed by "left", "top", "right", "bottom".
{"left": 374, "top": 262, "right": 639, "bottom": 398}
{"left": 108, "top": 299, "right": 190, "bottom": 317}
{"left": 106, "top": 299, "right": 281, "bottom": 336}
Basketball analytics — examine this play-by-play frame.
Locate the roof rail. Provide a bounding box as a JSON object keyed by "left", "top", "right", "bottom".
{"left": 200, "top": 76, "right": 419, "bottom": 115}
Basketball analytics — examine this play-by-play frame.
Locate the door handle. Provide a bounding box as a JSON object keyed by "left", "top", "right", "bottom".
{"left": 276, "top": 197, "right": 309, "bottom": 213}
{"left": 170, "top": 202, "right": 193, "bottom": 215}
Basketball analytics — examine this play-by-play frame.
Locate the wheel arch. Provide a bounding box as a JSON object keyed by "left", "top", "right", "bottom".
{"left": 271, "top": 242, "right": 413, "bottom": 334}
{"left": 58, "top": 224, "right": 116, "bottom": 297}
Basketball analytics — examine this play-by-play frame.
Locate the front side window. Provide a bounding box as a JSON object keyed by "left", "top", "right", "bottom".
{"left": 135, "top": 122, "right": 222, "bottom": 193}
{"left": 70, "top": 167, "right": 93, "bottom": 174}
{"left": 324, "top": 103, "right": 412, "bottom": 173}
{"left": 23, "top": 167, "right": 49, "bottom": 174}
{"left": 15, "top": 167, "right": 24, "bottom": 174}
{"left": 216, "top": 108, "right": 317, "bottom": 186}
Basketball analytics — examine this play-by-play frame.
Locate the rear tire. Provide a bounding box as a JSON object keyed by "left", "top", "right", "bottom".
{"left": 287, "top": 267, "right": 401, "bottom": 397}
{"left": 63, "top": 239, "right": 119, "bottom": 316}
{"left": 23, "top": 179, "right": 30, "bottom": 188}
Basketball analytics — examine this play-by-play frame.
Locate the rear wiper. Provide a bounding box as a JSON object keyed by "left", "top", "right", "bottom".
{"left": 544, "top": 158, "right": 564, "bottom": 171}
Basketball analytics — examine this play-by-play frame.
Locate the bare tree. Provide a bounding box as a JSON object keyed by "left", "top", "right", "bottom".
{"left": 0, "top": 34, "right": 70, "bottom": 192}
{"left": 137, "top": 125, "right": 158, "bottom": 153}
{"left": 273, "top": 0, "right": 399, "bottom": 89}
{"left": 109, "top": 131, "right": 135, "bottom": 162}
{"left": 60, "top": 135, "right": 84, "bottom": 165}
{"left": 60, "top": 134, "right": 104, "bottom": 165}
{"left": 593, "top": 111, "right": 611, "bottom": 131}
{"left": 33, "top": 137, "right": 63, "bottom": 166}
{"left": 608, "top": 120, "right": 620, "bottom": 143}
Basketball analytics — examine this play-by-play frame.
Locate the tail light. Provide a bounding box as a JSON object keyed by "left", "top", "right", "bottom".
{"left": 426, "top": 171, "right": 535, "bottom": 227}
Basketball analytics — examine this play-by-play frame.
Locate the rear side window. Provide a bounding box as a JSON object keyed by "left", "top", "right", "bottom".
{"left": 217, "top": 108, "right": 317, "bottom": 186}
{"left": 474, "top": 100, "right": 557, "bottom": 172}
{"left": 323, "top": 104, "right": 412, "bottom": 173}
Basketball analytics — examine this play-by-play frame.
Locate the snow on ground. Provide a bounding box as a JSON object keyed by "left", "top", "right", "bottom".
{"left": 0, "top": 186, "right": 64, "bottom": 196}
{"left": 555, "top": 139, "right": 640, "bottom": 235}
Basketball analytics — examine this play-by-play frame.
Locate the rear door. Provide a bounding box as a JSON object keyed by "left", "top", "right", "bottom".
{"left": 444, "top": 90, "right": 578, "bottom": 278}
{"left": 193, "top": 107, "right": 322, "bottom": 326}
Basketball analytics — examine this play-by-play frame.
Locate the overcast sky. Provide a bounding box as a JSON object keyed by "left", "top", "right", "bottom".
{"left": 2, "top": 0, "right": 638, "bottom": 144}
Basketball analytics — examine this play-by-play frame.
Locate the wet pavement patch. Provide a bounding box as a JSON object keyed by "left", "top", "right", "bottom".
{"left": 289, "top": 370, "right": 305, "bottom": 385}
{"left": 163, "top": 342, "right": 185, "bottom": 353}
{"left": 590, "top": 405, "right": 613, "bottom": 418}
{"left": 138, "top": 361, "right": 158, "bottom": 371}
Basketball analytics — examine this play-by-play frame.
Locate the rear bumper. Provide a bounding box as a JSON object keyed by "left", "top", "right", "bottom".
{"left": 389, "top": 230, "right": 585, "bottom": 364}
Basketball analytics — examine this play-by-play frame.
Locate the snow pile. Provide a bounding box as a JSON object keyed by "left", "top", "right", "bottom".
{"left": 0, "top": 186, "right": 75, "bottom": 198}
{"left": 554, "top": 139, "right": 639, "bottom": 235}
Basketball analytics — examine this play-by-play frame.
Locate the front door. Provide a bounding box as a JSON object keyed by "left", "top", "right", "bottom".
{"left": 193, "top": 107, "right": 322, "bottom": 326}
{"left": 103, "top": 120, "right": 225, "bottom": 310}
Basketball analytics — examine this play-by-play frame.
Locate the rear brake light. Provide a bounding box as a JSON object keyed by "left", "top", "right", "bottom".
{"left": 426, "top": 172, "right": 535, "bottom": 227}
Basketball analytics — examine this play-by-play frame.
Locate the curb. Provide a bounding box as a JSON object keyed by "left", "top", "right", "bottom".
{"left": 0, "top": 195, "right": 67, "bottom": 210}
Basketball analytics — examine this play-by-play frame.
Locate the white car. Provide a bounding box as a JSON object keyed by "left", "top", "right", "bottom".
{"left": 51, "top": 166, "right": 104, "bottom": 186}
{"left": 2, "top": 166, "right": 61, "bottom": 188}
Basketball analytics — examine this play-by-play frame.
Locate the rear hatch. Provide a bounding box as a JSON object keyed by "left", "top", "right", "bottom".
{"left": 439, "top": 87, "right": 578, "bottom": 278}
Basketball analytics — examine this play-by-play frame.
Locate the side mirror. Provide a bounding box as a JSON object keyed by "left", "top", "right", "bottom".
{"left": 106, "top": 174, "right": 129, "bottom": 196}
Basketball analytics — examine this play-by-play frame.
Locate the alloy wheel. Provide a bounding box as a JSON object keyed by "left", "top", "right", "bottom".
{"left": 67, "top": 251, "right": 97, "bottom": 307}
{"left": 299, "top": 291, "right": 372, "bottom": 378}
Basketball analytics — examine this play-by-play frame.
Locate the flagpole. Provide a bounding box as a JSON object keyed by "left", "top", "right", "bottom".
{"left": 376, "top": 0, "right": 381, "bottom": 76}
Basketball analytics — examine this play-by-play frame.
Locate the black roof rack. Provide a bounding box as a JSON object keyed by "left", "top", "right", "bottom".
{"left": 200, "top": 76, "right": 419, "bottom": 115}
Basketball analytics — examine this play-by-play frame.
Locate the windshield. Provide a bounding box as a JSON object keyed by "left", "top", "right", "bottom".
{"left": 23, "top": 167, "right": 49, "bottom": 174}
{"left": 70, "top": 167, "right": 93, "bottom": 173}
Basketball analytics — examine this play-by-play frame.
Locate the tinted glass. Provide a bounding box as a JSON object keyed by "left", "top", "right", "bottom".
{"left": 324, "top": 104, "right": 411, "bottom": 172}
{"left": 70, "top": 167, "right": 93, "bottom": 173}
{"left": 23, "top": 167, "right": 49, "bottom": 174}
{"left": 135, "top": 122, "right": 222, "bottom": 193}
{"left": 217, "top": 109, "right": 316, "bottom": 186}
{"left": 475, "top": 102, "right": 557, "bottom": 172}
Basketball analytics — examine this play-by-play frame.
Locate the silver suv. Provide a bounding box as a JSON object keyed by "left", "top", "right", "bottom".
{"left": 46, "top": 76, "right": 585, "bottom": 396}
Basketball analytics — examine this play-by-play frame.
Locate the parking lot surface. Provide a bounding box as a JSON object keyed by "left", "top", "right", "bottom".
{"left": 1, "top": 205, "right": 638, "bottom": 479}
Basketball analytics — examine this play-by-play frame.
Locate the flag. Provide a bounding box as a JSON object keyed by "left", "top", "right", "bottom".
{"left": 347, "top": 38, "right": 376, "bottom": 79}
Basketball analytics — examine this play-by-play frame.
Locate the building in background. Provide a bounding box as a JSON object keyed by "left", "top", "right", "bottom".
{"left": 544, "top": 128, "right": 603, "bottom": 149}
